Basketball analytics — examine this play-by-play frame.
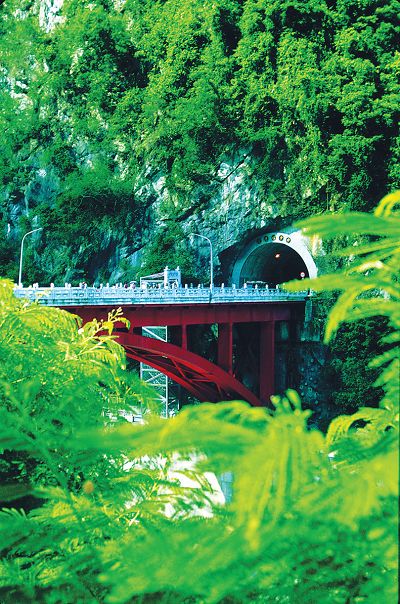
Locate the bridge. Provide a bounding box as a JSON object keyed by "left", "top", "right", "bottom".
{"left": 14, "top": 284, "right": 309, "bottom": 407}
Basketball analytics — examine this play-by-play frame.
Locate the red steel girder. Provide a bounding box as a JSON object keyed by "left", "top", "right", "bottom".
{"left": 61, "top": 301, "right": 300, "bottom": 328}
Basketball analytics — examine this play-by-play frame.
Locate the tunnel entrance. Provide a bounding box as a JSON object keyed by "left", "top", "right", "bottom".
{"left": 231, "top": 231, "right": 318, "bottom": 287}
{"left": 240, "top": 243, "right": 309, "bottom": 286}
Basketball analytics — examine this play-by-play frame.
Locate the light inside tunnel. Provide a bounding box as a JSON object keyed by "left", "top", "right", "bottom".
{"left": 239, "top": 242, "right": 309, "bottom": 286}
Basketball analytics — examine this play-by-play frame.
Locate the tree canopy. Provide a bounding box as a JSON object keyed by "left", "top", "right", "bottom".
{"left": 0, "top": 0, "right": 398, "bottom": 225}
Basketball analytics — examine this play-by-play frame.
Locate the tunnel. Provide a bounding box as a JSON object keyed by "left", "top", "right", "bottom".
{"left": 240, "top": 242, "right": 309, "bottom": 286}
{"left": 231, "top": 231, "right": 318, "bottom": 287}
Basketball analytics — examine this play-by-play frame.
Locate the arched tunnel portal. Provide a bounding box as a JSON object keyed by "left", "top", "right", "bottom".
{"left": 231, "top": 231, "right": 318, "bottom": 287}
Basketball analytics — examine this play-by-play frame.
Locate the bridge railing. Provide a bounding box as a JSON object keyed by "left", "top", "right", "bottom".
{"left": 13, "top": 285, "right": 310, "bottom": 306}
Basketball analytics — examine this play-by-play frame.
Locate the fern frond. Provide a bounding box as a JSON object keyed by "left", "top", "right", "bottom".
{"left": 336, "top": 241, "right": 400, "bottom": 258}
{"left": 326, "top": 407, "right": 396, "bottom": 446}
{"left": 296, "top": 212, "right": 400, "bottom": 238}
{"left": 374, "top": 190, "right": 400, "bottom": 217}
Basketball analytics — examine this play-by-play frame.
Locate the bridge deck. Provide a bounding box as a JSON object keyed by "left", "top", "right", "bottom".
{"left": 14, "top": 285, "right": 310, "bottom": 306}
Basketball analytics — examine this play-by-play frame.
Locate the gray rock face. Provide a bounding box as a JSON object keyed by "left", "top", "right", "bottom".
{"left": 138, "top": 153, "right": 301, "bottom": 284}
{"left": 6, "top": 146, "right": 315, "bottom": 286}
{"left": 25, "top": 168, "right": 60, "bottom": 211}
{"left": 39, "top": 0, "right": 64, "bottom": 33}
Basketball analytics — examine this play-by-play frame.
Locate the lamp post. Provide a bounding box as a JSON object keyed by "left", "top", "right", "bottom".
{"left": 192, "top": 233, "right": 214, "bottom": 290}
{"left": 18, "top": 228, "right": 43, "bottom": 287}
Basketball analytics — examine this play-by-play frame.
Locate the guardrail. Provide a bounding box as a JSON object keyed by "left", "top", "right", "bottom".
{"left": 13, "top": 285, "right": 310, "bottom": 306}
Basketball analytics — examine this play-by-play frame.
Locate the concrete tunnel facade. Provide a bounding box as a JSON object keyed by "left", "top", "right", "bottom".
{"left": 231, "top": 231, "right": 318, "bottom": 287}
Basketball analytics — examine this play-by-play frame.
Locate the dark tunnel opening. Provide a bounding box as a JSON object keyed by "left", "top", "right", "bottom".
{"left": 239, "top": 243, "right": 309, "bottom": 287}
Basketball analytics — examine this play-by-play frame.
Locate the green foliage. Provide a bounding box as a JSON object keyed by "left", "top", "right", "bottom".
{"left": 0, "top": 223, "right": 17, "bottom": 281}
{"left": 0, "top": 194, "right": 399, "bottom": 602}
{"left": 0, "top": 279, "right": 163, "bottom": 601}
{"left": 1, "top": 0, "right": 398, "bottom": 238}
{"left": 0, "top": 281, "right": 142, "bottom": 489}
{"left": 52, "top": 163, "right": 139, "bottom": 235}
{"left": 325, "top": 317, "right": 388, "bottom": 413}
{"left": 29, "top": 162, "right": 144, "bottom": 283}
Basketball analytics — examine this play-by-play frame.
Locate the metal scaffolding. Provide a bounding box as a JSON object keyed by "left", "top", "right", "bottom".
{"left": 140, "top": 326, "right": 170, "bottom": 418}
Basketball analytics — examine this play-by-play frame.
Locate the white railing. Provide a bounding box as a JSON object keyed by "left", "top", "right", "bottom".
{"left": 13, "top": 285, "right": 310, "bottom": 306}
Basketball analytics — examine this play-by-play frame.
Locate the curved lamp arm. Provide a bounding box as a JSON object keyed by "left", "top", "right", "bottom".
{"left": 18, "top": 228, "right": 43, "bottom": 287}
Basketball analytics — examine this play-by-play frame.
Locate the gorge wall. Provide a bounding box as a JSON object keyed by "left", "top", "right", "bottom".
{"left": 1, "top": 0, "right": 398, "bottom": 287}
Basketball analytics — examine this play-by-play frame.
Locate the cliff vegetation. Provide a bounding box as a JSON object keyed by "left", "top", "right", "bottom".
{"left": 0, "top": 0, "right": 399, "bottom": 283}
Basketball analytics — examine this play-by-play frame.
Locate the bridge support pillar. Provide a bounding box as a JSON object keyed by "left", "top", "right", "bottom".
{"left": 181, "top": 325, "right": 188, "bottom": 350}
{"left": 259, "top": 321, "right": 275, "bottom": 404}
{"left": 218, "top": 323, "right": 233, "bottom": 375}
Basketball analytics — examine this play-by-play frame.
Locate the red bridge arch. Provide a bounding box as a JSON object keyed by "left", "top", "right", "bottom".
{"left": 117, "top": 332, "right": 262, "bottom": 406}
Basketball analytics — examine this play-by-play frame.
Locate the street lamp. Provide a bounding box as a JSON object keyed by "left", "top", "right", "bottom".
{"left": 18, "top": 228, "right": 43, "bottom": 287}
{"left": 192, "top": 233, "right": 214, "bottom": 289}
